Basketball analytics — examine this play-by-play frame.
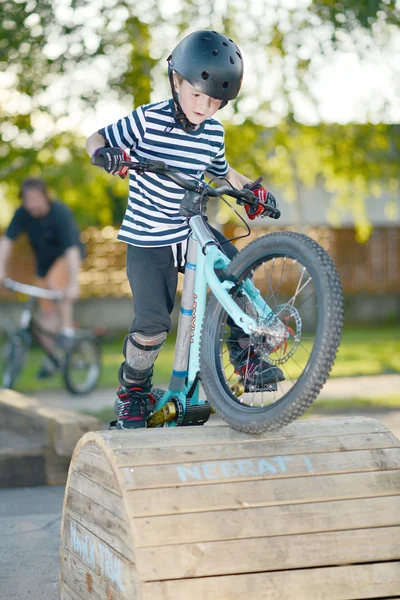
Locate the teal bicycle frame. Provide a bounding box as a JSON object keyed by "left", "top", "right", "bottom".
{"left": 152, "top": 215, "right": 283, "bottom": 425}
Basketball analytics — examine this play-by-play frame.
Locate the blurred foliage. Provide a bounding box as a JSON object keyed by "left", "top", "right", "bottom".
{"left": 0, "top": 0, "right": 157, "bottom": 205}
{"left": 225, "top": 120, "right": 400, "bottom": 238}
{"left": 311, "top": 0, "right": 400, "bottom": 31}
{"left": 0, "top": 0, "right": 399, "bottom": 234}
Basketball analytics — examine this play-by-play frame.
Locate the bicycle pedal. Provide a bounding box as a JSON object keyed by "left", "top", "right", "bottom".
{"left": 181, "top": 402, "right": 211, "bottom": 426}
{"left": 108, "top": 419, "right": 118, "bottom": 430}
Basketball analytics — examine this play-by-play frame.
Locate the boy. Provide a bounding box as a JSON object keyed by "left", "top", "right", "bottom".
{"left": 86, "top": 29, "right": 283, "bottom": 429}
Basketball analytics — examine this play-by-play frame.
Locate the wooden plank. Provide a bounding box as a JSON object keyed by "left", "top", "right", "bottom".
{"left": 143, "top": 561, "right": 400, "bottom": 600}
{"left": 0, "top": 389, "right": 101, "bottom": 453}
{"left": 71, "top": 444, "right": 121, "bottom": 495}
{"left": 112, "top": 432, "right": 398, "bottom": 467}
{"left": 127, "top": 469, "right": 400, "bottom": 516}
{"left": 136, "top": 525, "right": 400, "bottom": 581}
{"left": 0, "top": 391, "right": 50, "bottom": 445}
{"left": 60, "top": 544, "right": 140, "bottom": 600}
{"left": 60, "top": 579, "right": 85, "bottom": 600}
{"left": 98, "top": 417, "right": 390, "bottom": 452}
{"left": 0, "top": 448, "right": 46, "bottom": 488}
{"left": 44, "top": 409, "right": 100, "bottom": 457}
{"left": 69, "top": 470, "right": 125, "bottom": 520}
{"left": 61, "top": 515, "right": 137, "bottom": 596}
{"left": 134, "top": 495, "right": 400, "bottom": 547}
{"left": 65, "top": 487, "right": 135, "bottom": 561}
{"left": 119, "top": 448, "right": 400, "bottom": 489}
{"left": 44, "top": 450, "right": 71, "bottom": 485}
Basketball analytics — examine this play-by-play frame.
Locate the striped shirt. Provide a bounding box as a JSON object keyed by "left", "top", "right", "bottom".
{"left": 99, "top": 99, "right": 229, "bottom": 247}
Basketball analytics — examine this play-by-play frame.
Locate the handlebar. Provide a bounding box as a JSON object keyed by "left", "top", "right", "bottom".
{"left": 3, "top": 277, "right": 65, "bottom": 301}
{"left": 90, "top": 155, "right": 281, "bottom": 219}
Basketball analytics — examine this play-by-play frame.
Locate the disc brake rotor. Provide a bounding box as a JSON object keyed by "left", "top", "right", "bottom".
{"left": 254, "top": 304, "right": 302, "bottom": 365}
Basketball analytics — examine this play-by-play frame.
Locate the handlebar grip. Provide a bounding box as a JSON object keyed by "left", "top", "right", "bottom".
{"left": 272, "top": 209, "right": 281, "bottom": 219}
{"left": 90, "top": 154, "right": 105, "bottom": 167}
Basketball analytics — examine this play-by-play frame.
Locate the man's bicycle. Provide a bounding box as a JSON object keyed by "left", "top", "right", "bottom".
{"left": 93, "top": 155, "right": 344, "bottom": 432}
{"left": 0, "top": 278, "right": 102, "bottom": 394}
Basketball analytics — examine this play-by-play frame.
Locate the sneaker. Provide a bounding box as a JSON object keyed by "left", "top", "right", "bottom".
{"left": 112, "top": 385, "right": 155, "bottom": 430}
{"left": 227, "top": 332, "right": 285, "bottom": 392}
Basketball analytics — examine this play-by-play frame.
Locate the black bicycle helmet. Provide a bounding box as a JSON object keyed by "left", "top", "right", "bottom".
{"left": 167, "top": 29, "right": 244, "bottom": 132}
{"left": 168, "top": 29, "right": 244, "bottom": 102}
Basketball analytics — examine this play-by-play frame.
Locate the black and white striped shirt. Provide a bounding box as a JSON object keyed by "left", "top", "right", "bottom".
{"left": 99, "top": 99, "right": 229, "bottom": 247}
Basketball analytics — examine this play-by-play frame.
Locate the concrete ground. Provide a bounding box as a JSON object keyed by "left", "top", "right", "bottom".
{"left": 1, "top": 374, "right": 399, "bottom": 600}
{"left": 0, "top": 484, "right": 65, "bottom": 600}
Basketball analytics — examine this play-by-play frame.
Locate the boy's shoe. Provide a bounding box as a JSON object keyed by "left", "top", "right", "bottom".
{"left": 112, "top": 384, "right": 155, "bottom": 430}
{"left": 227, "top": 334, "right": 284, "bottom": 392}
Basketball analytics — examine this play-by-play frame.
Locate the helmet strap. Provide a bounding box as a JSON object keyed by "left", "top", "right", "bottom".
{"left": 167, "top": 66, "right": 197, "bottom": 133}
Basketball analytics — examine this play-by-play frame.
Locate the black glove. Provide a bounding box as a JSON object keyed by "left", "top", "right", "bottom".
{"left": 92, "top": 146, "right": 129, "bottom": 177}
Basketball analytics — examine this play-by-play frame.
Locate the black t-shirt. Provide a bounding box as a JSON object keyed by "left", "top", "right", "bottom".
{"left": 6, "top": 201, "right": 86, "bottom": 277}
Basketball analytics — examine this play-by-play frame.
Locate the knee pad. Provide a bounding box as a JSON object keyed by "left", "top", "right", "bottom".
{"left": 121, "top": 331, "right": 167, "bottom": 384}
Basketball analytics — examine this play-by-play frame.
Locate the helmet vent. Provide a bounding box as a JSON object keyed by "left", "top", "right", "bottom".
{"left": 222, "top": 41, "right": 228, "bottom": 47}
{"left": 230, "top": 56, "right": 234, "bottom": 64}
{"left": 212, "top": 49, "right": 219, "bottom": 55}
{"left": 201, "top": 36, "right": 212, "bottom": 41}
{"left": 202, "top": 71, "right": 210, "bottom": 80}
{"left": 236, "top": 51, "right": 242, "bottom": 60}
{"left": 223, "top": 81, "right": 230, "bottom": 89}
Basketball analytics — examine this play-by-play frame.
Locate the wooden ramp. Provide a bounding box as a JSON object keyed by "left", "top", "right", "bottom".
{"left": 59, "top": 417, "right": 400, "bottom": 600}
{"left": 0, "top": 389, "right": 101, "bottom": 487}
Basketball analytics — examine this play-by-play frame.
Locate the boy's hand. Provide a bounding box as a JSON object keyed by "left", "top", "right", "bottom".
{"left": 243, "top": 180, "right": 277, "bottom": 219}
{"left": 92, "top": 147, "right": 130, "bottom": 178}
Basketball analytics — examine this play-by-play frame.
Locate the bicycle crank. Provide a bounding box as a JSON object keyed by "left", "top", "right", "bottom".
{"left": 147, "top": 401, "right": 178, "bottom": 427}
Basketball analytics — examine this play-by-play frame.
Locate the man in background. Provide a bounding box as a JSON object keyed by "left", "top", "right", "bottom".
{"left": 0, "top": 177, "right": 85, "bottom": 377}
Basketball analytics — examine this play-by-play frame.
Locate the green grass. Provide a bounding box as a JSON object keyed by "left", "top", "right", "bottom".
{"left": 10, "top": 324, "right": 400, "bottom": 394}
{"left": 308, "top": 393, "right": 400, "bottom": 414}
{"left": 330, "top": 326, "right": 400, "bottom": 378}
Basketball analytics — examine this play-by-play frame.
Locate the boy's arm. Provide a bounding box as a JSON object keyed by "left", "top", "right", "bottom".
{"left": 86, "top": 132, "right": 106, "bottom": 157}
{"left": 205, "top": 166, "right": 251, "bottom": 189}
{"left": 225, "top": 167, "right": 251, "bottom": 189}
{"left": 206, "top": 167, "right": 276, "bottom": 220}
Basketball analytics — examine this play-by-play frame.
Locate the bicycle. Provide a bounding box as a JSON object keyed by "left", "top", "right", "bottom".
{"left": 92, "top": 155, "right": 344, "bottom": 433}
{"left": 0, "top": 278, "right": 102, "bottom": 395}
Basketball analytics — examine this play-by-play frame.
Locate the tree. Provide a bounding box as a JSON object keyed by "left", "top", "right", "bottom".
{"left": 1, "top": 0, "right": 398, "bottom": 231}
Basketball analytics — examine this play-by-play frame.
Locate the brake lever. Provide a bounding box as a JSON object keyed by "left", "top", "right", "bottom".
{"left": 236, "top": 188, "right": 258, "bottom": 207}
{"left": 261, "top": 205, "right": 281, "bottom": 219}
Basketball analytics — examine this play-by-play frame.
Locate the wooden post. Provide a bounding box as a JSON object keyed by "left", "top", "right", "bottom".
{"left": 60, "top": 417, "right": 400, "bottom": 599}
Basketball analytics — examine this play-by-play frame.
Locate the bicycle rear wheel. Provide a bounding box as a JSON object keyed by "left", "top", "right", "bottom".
{"left": 201, "top": 231, "right": 344, "bottom": 433}
{"left": 63, "top": 335, "right": 101, "bottom": 395}
{"left": 0, "top": 316, "right": 30, "bottom": 389}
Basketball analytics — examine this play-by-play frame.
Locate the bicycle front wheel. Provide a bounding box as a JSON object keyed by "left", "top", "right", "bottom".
{"left": 201, "top": 231, "right": 344, "bottom": 433}
{"left": 63, "top": 336, "right": 101, "bottom": 395}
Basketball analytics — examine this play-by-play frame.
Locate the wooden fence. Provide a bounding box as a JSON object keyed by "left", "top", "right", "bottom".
{"left": 1, "top": 225, "right": 399, "bottom": 299}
